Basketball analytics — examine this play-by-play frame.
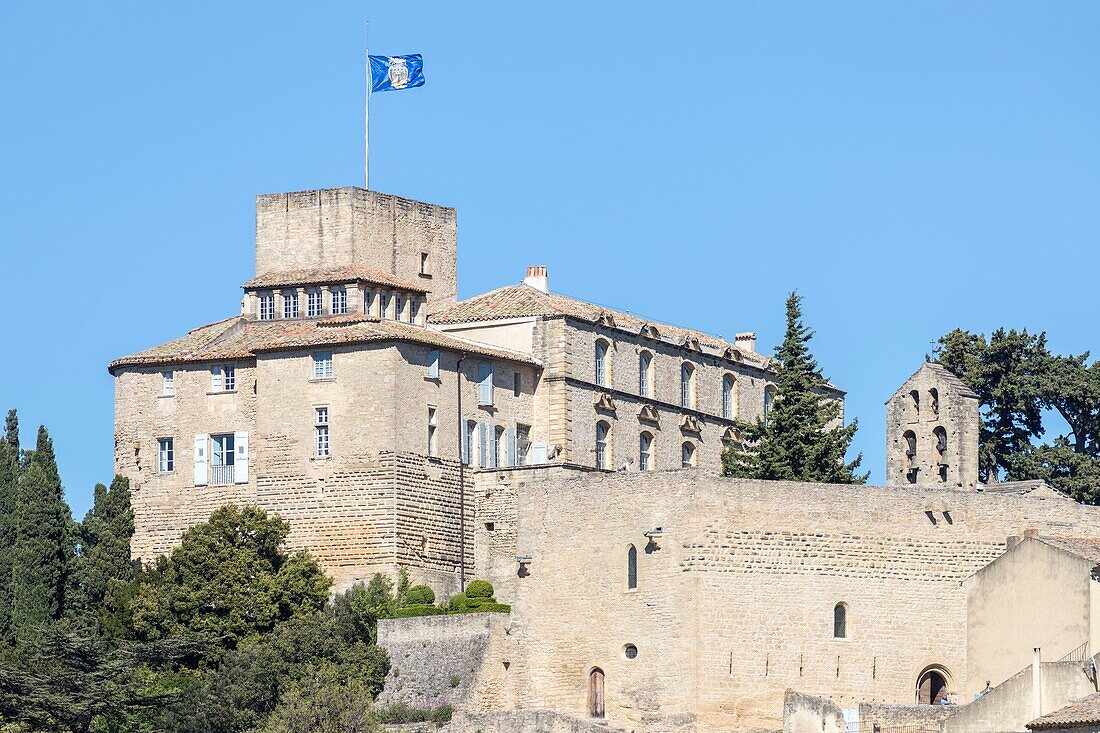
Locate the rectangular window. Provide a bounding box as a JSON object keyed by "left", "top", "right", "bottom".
{"left": 478, "top": 422, "right": 488, "bottom": 469}
{"left": 307, "top": 289, "right": 323, "bottom": 317}
{"left": 513, "top": 371, "right": 521, "bottom": 397}
{"left": 516, "top": 424, "right": 530, "bottom": 466}
{"left": 283, "top": 291, "right": 299, "bottom": 319}
{"left": 259, "top": 292, "right": 275, "bottom": 320}
{"left": 211, "top": 365, "right": 236, "bottom": 392}
{"left": 380, "top": 293, "right": 391, "bottom": 319}
{"left": 477, "top": 361, "right": 494, "bottom": 406}
{"left": 396, "top": 296, "right": 405, "bottom": 322}
{"left": 315, "top": 407, "right": 330, "bottom": 457}
{"left": 427, "top": 406, "right": 438, "bottom": 458}
{"left": 157, "top": 437, "right": 174, "bottom": 473}
{"left": 427, "top": 350, "right": 440, "bottom": 379}
{"left": 490, "top": 426, "right": 502, "bottom": 469}
{"left": 312, "top": 352, "right": 334, "bottom": 380}
{"left": 420, "top": 251, "right": 430, "bottom": 275}
{"left": 331, "top": 287, "right": 347, "bottom": 315}
{"left": 162, "top": 371, "right": 174, "bottom": 397}
{"left": 211, "top": 433, "right": 235, "bottom": 485}
{"left": 462, "top": 420, "right": 475, "bottom": 465}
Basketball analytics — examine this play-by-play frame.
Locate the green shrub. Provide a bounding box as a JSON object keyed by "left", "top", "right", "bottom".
{"left": 465, "top": 579, "right": 494, "bottom": 599}
{"left": 447, "top": 592, "right": 468, "bottom": 612}
{"left": 405, "top": 584, "right": 435, "bottom": 606}
{"left": 449, "top": 674, "right": 461, "bottom": 688}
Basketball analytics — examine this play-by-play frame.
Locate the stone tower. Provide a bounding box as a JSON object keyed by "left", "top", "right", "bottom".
{"left": 885, "top": 363, "right": 980, "bottom": 489}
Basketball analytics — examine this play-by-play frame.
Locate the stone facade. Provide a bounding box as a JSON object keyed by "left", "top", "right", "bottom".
{"left": 886, "top": 363, "right": 980, "bottom": 489}
{"left": 467, "top": 467, "right": 1100, "bottom": 732}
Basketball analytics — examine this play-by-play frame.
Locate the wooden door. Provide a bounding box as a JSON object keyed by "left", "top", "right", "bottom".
{"left": 588, "top": 668, "right": 605, "bottom": 718}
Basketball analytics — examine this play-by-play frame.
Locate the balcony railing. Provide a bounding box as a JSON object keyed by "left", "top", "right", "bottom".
{"left": 210, "top": 464, "right": 236, "bottom": 486}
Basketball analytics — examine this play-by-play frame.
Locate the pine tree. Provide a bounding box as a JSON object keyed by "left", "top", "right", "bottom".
{"left": 11, "top": 426, "right": 73, "bottom": 631}
{"left": 722, "top": 292, "right": 867, "bottom": 484}
{"left": 71, "top": 475, "right": 135, "bottom": 618}
{"left": 0, "top": 409, "right": 19, "bottom": 642}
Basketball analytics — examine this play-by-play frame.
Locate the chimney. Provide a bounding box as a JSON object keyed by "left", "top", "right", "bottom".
{"left": 735, "top": 332, "right": 757, "bottom": 353}
{"left": 524, "top": 265, "right": 549, "bottom": 293}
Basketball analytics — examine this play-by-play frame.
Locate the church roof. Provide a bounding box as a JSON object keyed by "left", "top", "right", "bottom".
{"left": 1028, "top": 693, "right": 1100, "bottom": 729}
{"left": 109, "top": 315, "right": 537, "bottom": 373}
{"left": 429, "top": 283, "right": 771, "bottom": 368}
{"left": 243, "top": 265, "right": 429, "bottom": 293}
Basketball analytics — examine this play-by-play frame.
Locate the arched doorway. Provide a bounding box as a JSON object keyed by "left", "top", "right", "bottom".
{"left": 588, "top": 667, "right": 605, "bottom": 718}
{"left": 916, "top": 666, "right": 951, "bottom": 705}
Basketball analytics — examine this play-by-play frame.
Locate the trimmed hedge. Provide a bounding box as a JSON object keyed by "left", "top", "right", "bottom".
{"left": 405, "top": 584, "right": 435, "bottom": 605}
{"left": 465, "top": 579, "right": 494, "bottom": 599}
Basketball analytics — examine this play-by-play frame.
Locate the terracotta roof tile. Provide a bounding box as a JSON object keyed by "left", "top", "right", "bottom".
{"left": 243, "top": 266, "right": 429, "bottom": 293}
{"left": 1028, "top": 693, "right": 1100, "bottom": 729}
{"left": 109, "top": 315, "right": 536, "bottom": 373}
{"left": 429, "top": 284, "right": 769, "bottom": 366}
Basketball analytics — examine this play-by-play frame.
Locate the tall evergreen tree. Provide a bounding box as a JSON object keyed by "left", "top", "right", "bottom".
{"left": 70, "top": 475, "right": 135, "bottom": 619}
{"left": 0, "top": 409, "right": 19, "bottom": 642}
{"left": 11, "top": 426, "right": 73, "bottom": 632}
{"left": 722, "top": 292, "right": 867, "bottom": 484}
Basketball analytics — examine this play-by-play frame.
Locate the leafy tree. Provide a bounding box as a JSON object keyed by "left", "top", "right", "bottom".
{"left": 935, "top": 329, "right": 1100, "bottom": 501}
{"left": 935, "top": 328, "right": 1051, "bottom": 481}
{"left": 11, "top": 427, "right": 74, "bottom": 632}
{"left": 330, "top": 574, "right": 398, "bottom": 644}
{"left": 69, "top": 475, "right": 135, "bottom": 619}
{"left": 258, "top": 663, "right": 382, "bottom": 733}
{"left": 0, "top": 623, "right": 201, "bottom": 733}
{"left": 723, "top": 292, "right": 867, "bottom": 484}
{"left": 123, "top": 505, "right": 330, "bottom": 648}
{"left": 0, "top": 409, "right": 19, "bottom": 642}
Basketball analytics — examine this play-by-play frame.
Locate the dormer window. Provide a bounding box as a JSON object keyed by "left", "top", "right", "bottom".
{"left": 331, "top": 287, "right": 347, "bottom": 315}
{"left": 283, "top": 291, "right": 299, "bottom": 319}
{"left": 307, "top": 289, "right": 323, "bottom": 317}
{"left": 258, "top": 292, "right": 275, "bottom": 320}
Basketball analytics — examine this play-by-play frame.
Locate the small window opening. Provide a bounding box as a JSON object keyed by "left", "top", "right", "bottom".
{"left": 833, "top": 603, "right": 847, "bottom": 638}
{"left": 624, "top": 644, "right": 638, "bottom": 660}
{"left": 626, "top": 544, "right": 638, "bottom": 590}
{"left": 484, "top": 522, "right": 495, "bottom": 532}
{"left": 929, "top": 388, "right": 939, "bottom": 415}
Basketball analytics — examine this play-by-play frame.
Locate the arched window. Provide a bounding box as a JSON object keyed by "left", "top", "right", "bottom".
{"left": 627, "top": 544, "right": 638, "bottom": 589}
{"left": 681, "top": 363, "right": 696, "bottom": 409}
{"left": 934, "top": 426, "right": 947, "bottom": 454}
{"left": 595, "top": 340, "right": 610, "bottom": 387}
{"left": 638, "top": 351, "right": 653, "bottom": 397}
{"left": 722, "top": 375, "right": 736, "bottom": 419}
{"left": 929, "top": 388, "right": 940, "bottom": 416}
{"left": 681, "top": 441, "right": 696, "bottom": 468}
{"left": 833, "top": 602, "right": 848, "bottom": 638}
{"left": 909, "top": 389, "right": 921, "bottom": 420}
{"left": 596, "top": 421, "right": 610, "bottom": 470}
{"left": 639, "top": 432, "right": 653, "bottom": 471}
{"left": 903, "top": 430, "right": 917, "bottom": 459}
{"left": 764, "top": 386, "right": 776, "bottom": 427}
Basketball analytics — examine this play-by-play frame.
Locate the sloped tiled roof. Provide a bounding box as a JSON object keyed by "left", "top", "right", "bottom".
{"left": 109, "top": 315, "right": 536, "bottom": 373}
{"left": 981, "top": 480, "right": 1062, "bottom": 496}
{"left": 923, "top": 362, "right": 980, "bottom": 399}
{"left": 243, "top": 265, "right": 429, "bottom": 293}
{"left": 1028, "top": 693, "right": 1100, "bottom": 729}
{"left": 429, "top": 284, "right": 770, "bottom": 367}
{"left": 1035, "top": 536, "right": 1100, "bottom": 566}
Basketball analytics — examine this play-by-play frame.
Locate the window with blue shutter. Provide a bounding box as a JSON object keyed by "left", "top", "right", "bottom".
{"left": 462, "top": 420, "right": 473, "bottom": 465}
{"left": 478, "top": 422, "right": 488, "bottom": 468}
{"left": 477, "top": 362, "right": 493, "bottom": 406}
{"left": 428, "top": 350, "right": 440, "bottom": 379}
{"left": 507, "top": 427, "right": 517, "bottom": 467}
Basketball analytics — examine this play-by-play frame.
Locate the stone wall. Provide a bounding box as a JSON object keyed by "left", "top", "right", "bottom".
{"left": 254, "top": 188, "right": 457, "bottom": 307}
{"left": 446, "top": 710, "right": 629, "bottom": 733}
{"left": 784, "top": 690, "right": 846, "bottom": 733}
{"left": 943, "top": 662, "right": 1095, "bottom": 733}
{"left": 471, "top": 468, "right": 1100, "bottom": 733}
{"left": 377, "top": 613, "right": 515, "bottom": 712}
{"left": 857, "top": 702, "right": 954, "bottom": 732}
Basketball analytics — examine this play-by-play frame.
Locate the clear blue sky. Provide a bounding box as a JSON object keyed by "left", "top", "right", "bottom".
{"left": 1, "top": 3, "right": 1097, "bottom": 518}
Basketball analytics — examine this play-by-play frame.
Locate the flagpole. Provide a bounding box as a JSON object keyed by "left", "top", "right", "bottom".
{"left": 364, "top": 22, "right": 371, "bottom": 190}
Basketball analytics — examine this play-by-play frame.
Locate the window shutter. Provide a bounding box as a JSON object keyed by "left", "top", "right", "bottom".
{"left": 234, "top": 432, "right": 249, "bottom": 483}
{"left": 478, "top": 362, "right": 493, "bottom": 405}
{"left": 428, "top": 350, "right": 440, "bottom": 379}
{"left": 211, "top": 367, "right": 221, "bottom": 392}
{"left": 193, "top": 434, "right": 208, "bottom": 486}
{"left": 478, "top": 422, "right": 488, "bottom": 468}
{"left": 488, "top": 428, "right": 498, "bottom": 469}
{"left": 461, "top": 422, "right": 471, "bottom": 464}
{"left": 507, "top": 427, "right": 517, "bottom": 467}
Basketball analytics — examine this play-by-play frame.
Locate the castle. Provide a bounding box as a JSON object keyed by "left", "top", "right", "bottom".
{"left": 111, "top": 186, "right": 1100, "bottom": 732}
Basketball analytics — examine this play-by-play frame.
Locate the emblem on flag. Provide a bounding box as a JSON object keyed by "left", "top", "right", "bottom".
{"left": 369, "top": 54, "right": 425, "bottom": 93}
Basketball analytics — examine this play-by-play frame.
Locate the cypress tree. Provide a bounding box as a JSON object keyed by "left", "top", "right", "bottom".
{"left": 11, "top": 426, "right": 73, "bottom": 631}
{"left": 0, "top": 410, "right": 19, "bottom": 641}
{"left": 71, "top": 475, "right": 135, "bottom": 617}
{"left": 722, "top": 291, "right": 868, "bottom": 484}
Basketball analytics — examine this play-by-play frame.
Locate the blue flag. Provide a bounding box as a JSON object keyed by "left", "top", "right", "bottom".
{"left": 369, "top": 54, "right": 425, "bottom": 93}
